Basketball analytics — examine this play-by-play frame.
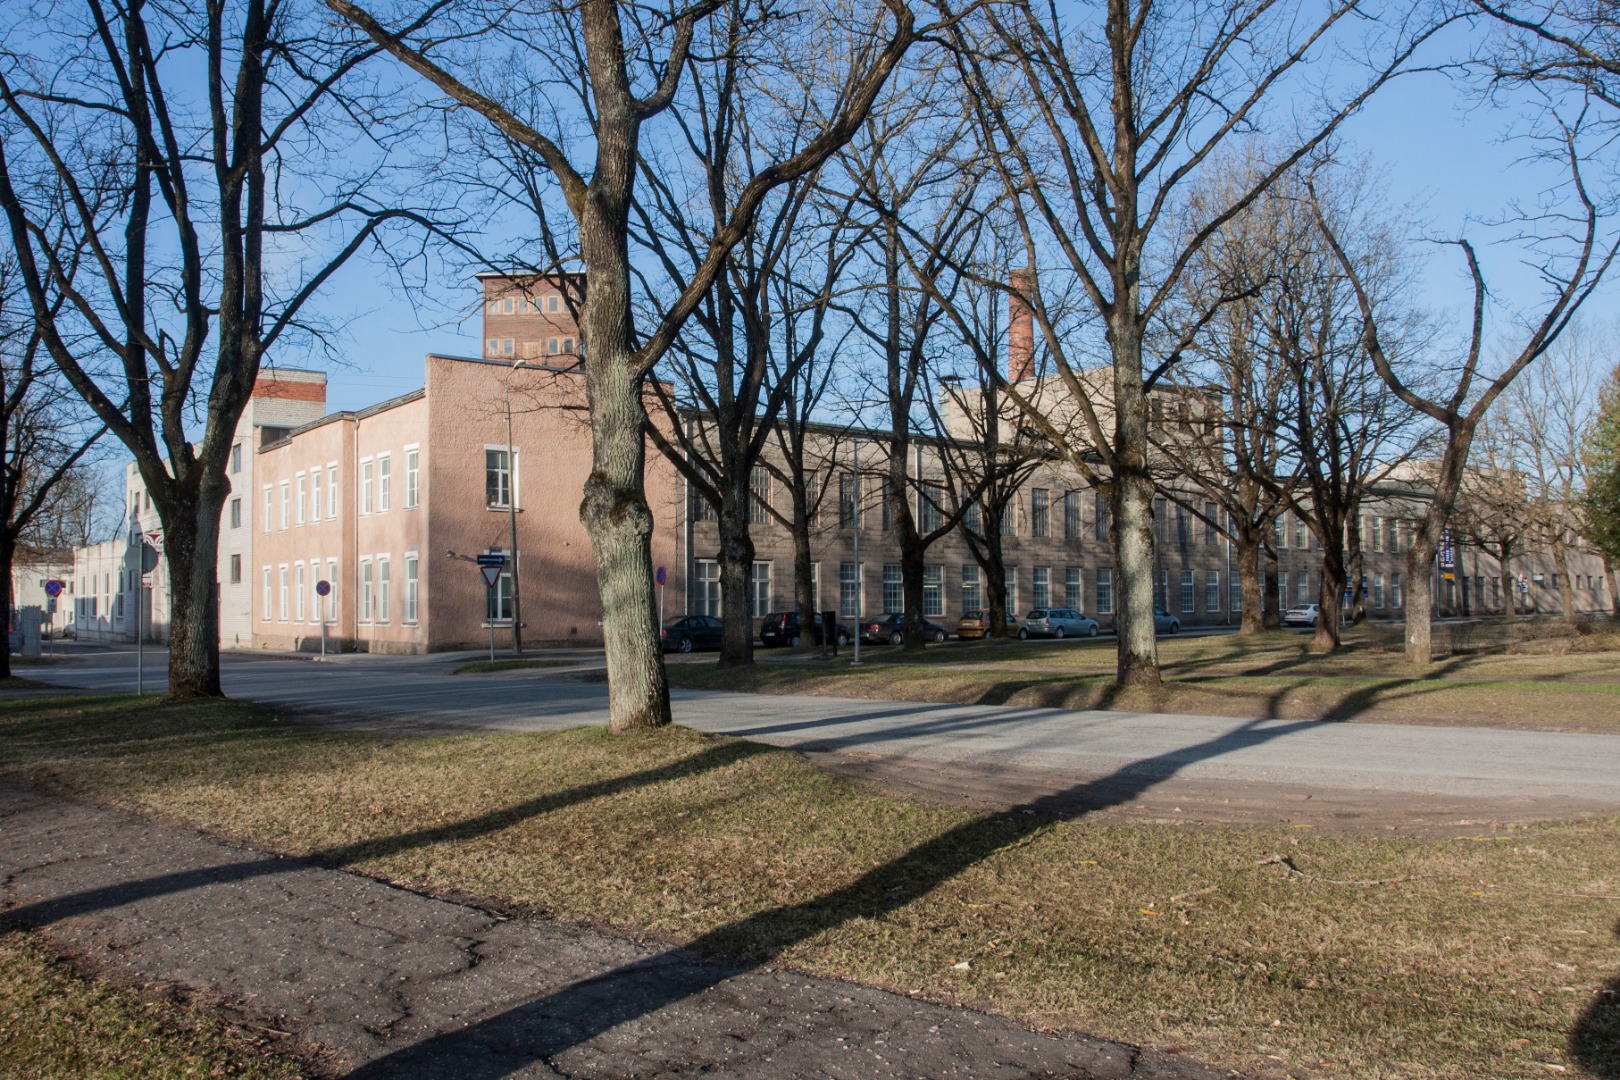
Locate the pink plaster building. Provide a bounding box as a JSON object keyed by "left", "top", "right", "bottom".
{"left": 251, "top": 349, "right": 682, "bottom": 653}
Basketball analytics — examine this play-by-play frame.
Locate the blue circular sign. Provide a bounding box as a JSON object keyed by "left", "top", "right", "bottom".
{"left": 315, "top": 580, "right": 332, "bottom": 597}
{"left": 44, "top": 579, "right": 63, "bottom": 598}
{"left": 655, "top": 565, "right": 666, "bottom": 586}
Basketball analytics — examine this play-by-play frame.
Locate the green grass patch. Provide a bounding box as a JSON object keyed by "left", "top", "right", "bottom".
{"left": 1, "top": 694, "right": 1616, "bottom": 1079}
{"left": 452, "top": 658, "right": 581, "bottom": 675}
{"left": 0, "top": 926, "right": 302, "bottom": 1078}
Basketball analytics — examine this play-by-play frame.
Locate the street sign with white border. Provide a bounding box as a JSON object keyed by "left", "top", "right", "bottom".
{"left": 480, "top": 566, "right": 502, "bottom": 588}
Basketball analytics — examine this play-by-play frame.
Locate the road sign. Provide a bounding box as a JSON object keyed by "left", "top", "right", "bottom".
{"left": 480, "top": 566, "right": 502, "bottom": 589}
{"left": 655, "top": 565, "right": 666, "bottom": 586}
{"left": 43, "top": 580, "right": 63, "bottom": 599}
{"left": 476, "top": 553, "right": 507, "bottom": 568}
{"left": 315, "top": 580, "right": 332, "bottom": 597}
{"left": 1439, "top": 527, "right": 1455, "bottom": 570}
{"left": 140, "top": 543, "right": 159, "bottom": 573}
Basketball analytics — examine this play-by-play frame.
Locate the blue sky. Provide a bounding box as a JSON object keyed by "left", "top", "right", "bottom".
{"left": 289, "top": 45, "right": 1614, "bottom": 416}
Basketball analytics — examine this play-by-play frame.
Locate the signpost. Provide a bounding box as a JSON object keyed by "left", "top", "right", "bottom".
{"left": 477, "top": 553, "right": 506, "bottom": 662}
{"left": 655, "top": 565, "right": 666, "bottom": 629}
{"left": 315, "top": 580, "right": 332, "bottom": 655}
{"left": 134, "top": 541, "right": 158, "bottom": 694}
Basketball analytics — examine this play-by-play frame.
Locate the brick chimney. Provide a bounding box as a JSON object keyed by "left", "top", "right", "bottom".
{"left": 1008, "top": 267, "right": 1035, "bottom": 382}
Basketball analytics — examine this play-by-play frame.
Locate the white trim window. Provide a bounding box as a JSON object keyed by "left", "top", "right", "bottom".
{"left": 404, "top": 447, "right": 420, "bottom": 509}
{"left": 377, "top": 556, "right": 391, "bottom": 623}
{"left": 262, "top": 567, "right": 271, "bottom": 620}
{"left": 1004, "top": 566, "right": 1018, "bottom": 617}
{"left": 294, "top": 562, "right": 306, "bottom": 621}
{"left": 839, "top": 561, "right": 861, "bottom": 618}
{"left": 749, "top": 561, "right": 771, "bottom": 618}
{"left": 485, "top": 447, "right": 515, "bottom": 509}
{"left": 279, "top": 482, "right": 290, "bottom": 530}
{"left": 360, "top": 558, "right": 373, "bottom": 622}
{"left": 360, "top": 458, "right": 374, "bottom": 515}
{"left": 278, "top": 565, "right": 289, "bottom": 621}
{"left": 1180, "top": 569, "right": 1195, "bottom": 613}
{"left": 295, "top": 472, "right": 306, "bottom": 526}
{"left": 923, "top": 565, "right": 943, "bottom": 617}
{"left": 961, "top": 565, "right": 981, "bottom": 613}
{"left": 1065, "top": 566, "right": 1082, "bottom": 610}
{"left": 1032, "top": 565, "right": 1050, "bottom": 609}
{"left": 694, "top": 559, "right": 720, "bottom": 617}
{"left": 1096, "top": 568, "right": 1113, "bottom": 615}
{"left": 378, "top": 454, "right": 392, "bottom": 513}
{"left": 325, "top": 558, "right": 338, "bottom": 622}
{"left": 1391, "top": 572, "right": 1403, "bottom": 608}
{"left": 882, "top": 563, "right": 902, "bottom": 613}
{"left": 404, "top": 554, "right": 419, "bottom": 623}
{"left": 310, "top": 467, "right": 322, "bottom": 523}
{"left": 1206, "top": 570, "right": 1221, "bottom": 612}
{"left": 327, "top": 462, "right": 340, "bottom": 518}
{"left": 263, "top": 485, "right": 272, "bottom": 533}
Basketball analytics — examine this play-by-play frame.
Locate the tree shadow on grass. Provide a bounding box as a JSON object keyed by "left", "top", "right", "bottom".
{"left": 337, "top": 715, "right": 1317, "bottom": 1079}
{"left": 1570, "top": 919, "right": 1620, "bottom": 1079}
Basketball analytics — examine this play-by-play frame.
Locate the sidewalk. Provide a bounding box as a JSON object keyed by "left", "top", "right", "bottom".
{"left": 0, "top": 783, "right": 1230, "bottom": 1080}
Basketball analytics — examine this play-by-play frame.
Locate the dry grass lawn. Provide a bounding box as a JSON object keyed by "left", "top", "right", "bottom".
{"left": 686, "top": 621, "right": 1620, "bottom": 733}
{"left": 0, "top": 693, "right": 1616, "bottom": 1079}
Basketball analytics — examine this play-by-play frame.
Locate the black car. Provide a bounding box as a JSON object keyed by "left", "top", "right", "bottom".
{"left": 859, "top": 613, "right": 951, "bottom": 645}
{"left": 758, "top": 611, "right": 853, "bottom": 647}
{"left": 660, "top": 614, "right": 724, "bottom": 653}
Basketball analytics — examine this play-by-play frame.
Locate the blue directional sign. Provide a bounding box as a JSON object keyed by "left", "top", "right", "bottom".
{"left": 476, "top": 553, "right": 507, "bottom": 568}
{"left": 1439, "top": 527, "right": 1455, "bottom": 570}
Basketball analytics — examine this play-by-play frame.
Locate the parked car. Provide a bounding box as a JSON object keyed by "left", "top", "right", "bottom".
{"left": 660, "top": 614, "right": 724, "bottom": 653}
{"left": 758, "top": 611, "right": 853, "bottom": 647}
{"left": 1283, "top": 603, "right": 1321, "bottom": 628}
{"left": 860, "top": 613, "right": 951, "bottom": 645}
{"left": 1152, "top": 606, "right": 1181, "bottom": 635}
{"left": 956, "top": 609, "right": 992, "bottom": 640}
{"left": 1018, "top": 608, "right": 1101, "bottom": 639}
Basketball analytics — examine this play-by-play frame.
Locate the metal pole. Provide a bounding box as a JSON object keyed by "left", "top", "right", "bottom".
{"left": 852, "top": 439, "right": 862, "bottom": 666}
{"left": 136, "top": 576, "right": 143, "bottom": 695}
{"left": 489, "top": 605, "right": 496, "bottom": 663}
{"left": 321, "top": 608, "right": 327, "bottom": 657}
{"left": 506, "top": 372, "right": 524, "bottom": 654}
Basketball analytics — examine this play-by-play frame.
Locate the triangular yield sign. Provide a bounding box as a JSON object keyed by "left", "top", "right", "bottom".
{"left": 480, "top": 566, "right": 502, "bottom": 588}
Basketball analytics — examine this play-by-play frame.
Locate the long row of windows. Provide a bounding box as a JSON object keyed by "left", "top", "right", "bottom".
{"left": 259, "top": 554, "right": 420, "bottom": 625}
{"left": 259, "top": 449, "right": 421, "bottom": 535}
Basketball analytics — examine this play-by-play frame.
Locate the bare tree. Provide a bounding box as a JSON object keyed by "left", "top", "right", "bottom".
{"left": 1453, "top": 412, "right": 1533, "bottom": 615}
{"left": 333, "top": 0, "right": 916, "bottom": 731}
{"left": 1314, "top": 121, "right": 1617, "bottom": 662}
{"left": 944, "top": 0, "right": 1444, "bottom": 685}
{"left": 0, "top": 0, "right": 433, "bottom": 696}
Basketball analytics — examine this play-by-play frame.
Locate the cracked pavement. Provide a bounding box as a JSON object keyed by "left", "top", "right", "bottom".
{"left": 0, "top": 785, "right": 1232, "bottom": 1079}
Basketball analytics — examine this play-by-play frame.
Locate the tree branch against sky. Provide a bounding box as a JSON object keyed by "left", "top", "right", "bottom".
{"left": 330, "top": 0, "right": 919, "bottom": 731}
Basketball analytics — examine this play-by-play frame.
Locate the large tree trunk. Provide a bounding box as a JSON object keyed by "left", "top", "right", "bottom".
{"left": 900, "top": 524, "right": 926, "bottom": 649}
{"left": 1261, "top": 550, "right": 1282, "bottom": 630}
{"left": 1498, "top": 541, "right": 1517, "bottom": 616}
{"left": 789, "top": 484, "right": 819, "bottom": 654}
{"left": 0, "top": 537, "right": 14, "bottom": 680}
{"left": 1604, "top": 555, "right": 1619, "bottom": 619}
{"left": 1404, "top": 534, "right": 1438, "bottom": 664}
{"left": 1314, "top": 534, "right": 1347, "bottom": 649}
{"left": 715, "top": 481, "right": 755, "bottom": 666}
{"left": 160, "top": 489, "right": 226, "bottom": 697}
{"left": 1237, "top": 533, "right": 1264, "bottom": 635}
{"left": 982, "top": 529, "right": 1008, "bottom": 638}
{"left": 1111, "top": 332, "right": 1159, "bottom": 685}
{"left": 1553, "top": 536, "right": 1577, "bottom": 618}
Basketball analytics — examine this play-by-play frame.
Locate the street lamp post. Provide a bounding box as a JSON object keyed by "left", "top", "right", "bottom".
{"left": 851, "top": 438, "right": 862, "bottom": 666}
{"left": 505, "top": 360, "right": 527, "bottom": 655}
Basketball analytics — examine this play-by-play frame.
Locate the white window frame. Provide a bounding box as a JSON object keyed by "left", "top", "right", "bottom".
{"left": 923, "top": 564, "right": 944, "bottom": 618}
{"left": 279, "top": 482, "right": 290, "bottom": 530}
{"left": 262, "top": 566, "right": 272, "bottom": 619}
{"left": 1096, "top": 568, "right": 1113, "bottom": 615}
{"left": 1206, "top": 570, "right": 1221, "bottom": 612}
{"left": 404, "top": 446, "right": 420, "bottom": 509}
{"left": 694, "top": 558, "right": 720, "bottom": 617}
{"left": 360, "top": 457, "right": 374, "bottom": 515}
{"left": 325, "top": 558, "right": 338, "bottom": 622}
{"left": 1032, "top": 565, "right": 1050, "bottom": 610}
{"left": 295, "top": 472, "right": 306, "bottom": 526}
{"left": 294, "top": 562, "right": 306, "bottom": 621}
{"left": 310, "top": 467, "right": 322, "bottom": 523}
{"left": 378, "top": 453, "right": 392, "bottom": 513}
{"left": 1180, "top": 569, "right": 1195, "bottom": 613}
{"left": 961, "top": 564, "right": 981, "bottom": 613}
{"left": 749, "top": 560, "right": 771, "bottom": 618}
{"left": 326, "top": 461, "right": 339, "bottom": 519}
{"left": 377, "top": 556, "right": 391, "bottom": 623}
{"left": 278, "top": 564, "right": 289, "bottom": 622}
{"left": 485, "top": 446, "right": 518, "bottom": 509}
{"left": 359, "top": 558, "right": 374, "bottom": 622}
{"left": 404, "top": 553, "right": 419, "bottom": 623}
{"left": 263, "top": 485, "right": 272, "bottom": 533}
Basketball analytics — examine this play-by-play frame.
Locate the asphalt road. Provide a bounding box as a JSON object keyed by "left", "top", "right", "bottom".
{"left": 25, "top": 644, "right": 1620, "bottom": 829}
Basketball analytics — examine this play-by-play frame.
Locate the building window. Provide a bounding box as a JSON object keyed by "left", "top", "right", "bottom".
{"left": 262, "top": 567, "right": 271, "bottom": 618}
{"left": 485, "top": 449, "right": 512, "bottom": 508}
{"left": 1386, "top": 518, "right": 1399, "bottom": 554}
{"left": 881, "top": 478, "right": 893, "bottom": 532}
{"left": 279, "top": 482, "right": 290, "bottom": 530}
{"left": 1391, "top": 572, "right": 1403, "bottom": 608}
{"left": 405, "top": 448, "right": 420, "bottom": 508}
{"left": 1153, "top": 497, "right": 1167, "bottom": 542}
{"left": 1096, "top": 568, "right": 1113, "bottom": 614}
{"left": 1030, "top": 489, "right": 1049, "bottom": 538}
{"left": 360, "top": 559, "right": 373, "bottom": 621}
{"left": 1371, "top": 516, "right": 1383, "bottom": 552}
{"left": 1176, "top": 505, "right": 1191, "bottom": 547}
{"left": 1275, "top": 514, "right": 1287, "bottom": 549}
{"left": 405, "top": 554, "right": 419, "bottom": 622}
{"left": 963, "top": 501, "right": 981, "bottom": 535}
{"left": 688, "top": 486, "right": 715, "bottom": 523}
{"left": 883, "top": 563, "right": 903, "bottom": 613}
{"left": 1032, "top": 565, "right": 1050, "bottom": 609}
{"left": 360, "top": 459, "right": 374, "bottom": 515}
{"left": 999, "top": 497, "right": 1015, "bottom": 536}
{"left": 325, "top": 558, "right": 338, "bottom": 622}
{"left": 231, "top": 443, "right": 242, "bottom": 474}
{"left": 294, "top": 563, "right": 306, "bottom": 621}
{"left": 1178, "top": 569, "right": 1193, "bottom": 612}
{"left": 263, "top": 486, "right": 272, "bottom": 533}
{"left": 229, "top": 554, "right": 241, "bottom": 584}
{"left": 310, "top": 467, "right": 322, "bottom": 522}
{"left": 1065, "top": 566, "right": 1082, "bottom": 609}
{"left": 278, "top": 565, "right": 289, "bottom": 621}
{"left": 1373, "top": 573, "right": 1385, "bottom": 608}
{"left": 694, "top": 559, "right": 720, "bottom": 617}
{"left": 309, "top": 555, "right": 320, "bottom": 619}
{"left": 947, "top": 563, "right": 977, "bottom": 616}
{"left": 1154, "top": 569, "right": 1168, "bottom": 610}
{"left": 923, "top": 565, "right": 943, "bottom": 617}
{"left": 230, "top": 498, "right": 241, "bottom": 529}
{"left": 295, "top": 473, "right": 306, "bottom": 526}
{"left": 327, "top": 462, "right": 339, "bottom": 519}
{"left": 809, "top": 561, "right": 821, "bottom": 612}
{"left": 920, "top": 482, "right": 944, "bottom": 533}
{"left": 1004, "top": 566, "right": 1018, "bottom": 617}
{"left": 1231, "top": 574, "right": 1243, "bottom": 612}
{"left": 749, "top": 467, "right": 770, "bottom": 525}
{"left": 378, "top": 454, "right": 392, "bottom": 512}
{"left": 1297, "top": 572, "right": 1310, "bottom": 605}
{"left": 378, "top": 557, "right": 391, "bottom": 623}
{"left": 840, "top": 561, "right": 861, "bottom": 618}
{"left": 1206, "top": 570, "right": 1221, "bottom": 611}
{"left": 1064, "top": 492, "right": 1081, "bottom": 541}
{"left": 1296, "top": 516, "right": 1307, "bottom": 549}
{"left": 839, "top": 472, "right": 856, "bottom": 529}
{"left": 1277, "top": 572, "right": 1288, "bottom": 610}
{"left": 1094, "top": 492, "right": 1110, "bottom": 541}
{"left": 1205, "top": 502, "right": 1218, "bottom": 544}
{"left": 749, "top": 561, "right": 772, "bottom": 617}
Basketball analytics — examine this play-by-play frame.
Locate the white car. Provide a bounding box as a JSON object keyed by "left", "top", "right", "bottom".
{"left": 1283, "top": 604, "right": 1320, "bottom": 627}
